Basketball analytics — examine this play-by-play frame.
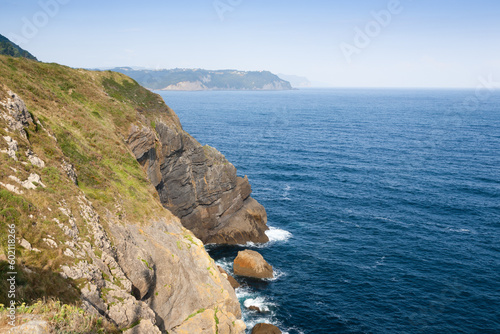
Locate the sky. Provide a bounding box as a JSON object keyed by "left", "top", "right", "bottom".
{"left": 0, "top": 0, "right": 499, "bottom": 88}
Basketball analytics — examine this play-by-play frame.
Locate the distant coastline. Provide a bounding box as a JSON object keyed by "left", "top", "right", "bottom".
{"left": 106, "top": 67, "right": 294, "bottom": 91}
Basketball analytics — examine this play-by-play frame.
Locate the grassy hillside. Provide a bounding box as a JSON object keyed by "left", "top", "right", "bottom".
{"left": 0, "top": 55, "right": 181, "bottom": 321}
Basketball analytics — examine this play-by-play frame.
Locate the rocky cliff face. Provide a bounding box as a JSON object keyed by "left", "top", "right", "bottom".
{"left": 127, "top": 110, "right": 269, "bottom": 245}
{"left": 0, "top": 56, "right": 253, "bottom": 333}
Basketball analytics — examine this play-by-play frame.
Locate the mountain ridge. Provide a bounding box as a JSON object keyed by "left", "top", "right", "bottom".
{"left": 109, "top": 67, "right": 293, "bottom": 91}
{"left": 0, "top": 34, "right": 37, "bottom": 61}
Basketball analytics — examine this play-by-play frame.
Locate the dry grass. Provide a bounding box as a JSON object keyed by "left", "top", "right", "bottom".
{"left": 0, "top": 55, "right": 187, "bottom": 315}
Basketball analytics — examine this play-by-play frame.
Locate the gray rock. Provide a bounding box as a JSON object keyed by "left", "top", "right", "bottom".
{"left": 0, "top": 91, "right": 33, "bottom": 137}
{"left": 19, "top": 238, "right": 32, "bottom": 251}
{"left": 8, "top": 320, "right": 51, "bottom": 334}
{"left": 123, "top": 319, "right": 161, "bottom": 334}
{"left": 62, "top": 159, "right": 78, "bottom": 185}
{"left": 2, "top": 136, "right": 18, "bottom": 160}
{"left": 26, "top": 149, "right": 45, "bottom": 168}
{"left": 127, "top": 120, "right": 269, "bottom": 245}
{"left": 109, "top": 219, "right": 242, "bottom": 332}
{"left": 107, "top": 297, "right": 156, "bottom": 328}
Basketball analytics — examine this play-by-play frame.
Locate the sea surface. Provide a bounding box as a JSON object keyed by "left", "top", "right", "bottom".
{"left": 157, "top": 88, "right": 500, "bottom": 334}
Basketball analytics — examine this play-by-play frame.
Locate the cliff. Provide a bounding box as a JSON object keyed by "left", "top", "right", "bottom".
{"left": 110, "top": 68, "right": 293, "bottom": 91}
{"left": 0, "top": 55, "right": 258, "bottom": 333}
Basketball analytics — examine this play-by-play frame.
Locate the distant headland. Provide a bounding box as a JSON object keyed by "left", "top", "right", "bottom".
{"left": 105, "top": 67, "right": 293, "bottom": 91}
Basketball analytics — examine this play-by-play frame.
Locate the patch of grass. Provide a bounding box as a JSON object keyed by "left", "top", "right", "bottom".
{"left": 138, "top": 257, "right": 153, "bottom": 271}
{"left": 185, "top": 308, "right": 205, "bottom": 322}
{"left": 214, "top": 307, "right": 220, "bottom": 334}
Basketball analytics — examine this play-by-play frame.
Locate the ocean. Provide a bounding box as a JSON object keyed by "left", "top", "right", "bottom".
{"left": 157, "top": 88, "right": 500, "bottom": 334}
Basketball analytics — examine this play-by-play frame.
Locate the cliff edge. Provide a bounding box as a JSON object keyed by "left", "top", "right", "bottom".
{"left": 0, "top": 56, "right": 251, "bottom": 333}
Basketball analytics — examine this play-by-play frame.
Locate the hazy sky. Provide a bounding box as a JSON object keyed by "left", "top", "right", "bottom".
{"left": 1, "top": 0, "right": 499, "bottom": 87}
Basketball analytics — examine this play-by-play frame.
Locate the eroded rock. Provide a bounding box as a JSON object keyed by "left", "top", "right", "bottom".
{"left": 127, "top": 121, "right": 269, "bottom": 245}
{"left": 123, "top": 319, "right": 162, "bottom": 334}
{"left": 2, "top": 135, "right": 18, "bottom": 160}
{"left": 233, "top": 250, "right": 273, "bottom": 279}
{"left": 26, "top": 149, "right": 45, "bottom": 168}
{"left": 0, "top": 90, "right": 33, "bottom": 136}
{"left": 9, "top": 173, "right": 46, "bottom": 190}
{"left": 62, "top": 159, "right": 78, "bottom": 185}
{"left": 0, "top": 182, "right": 23, "bottom": 194}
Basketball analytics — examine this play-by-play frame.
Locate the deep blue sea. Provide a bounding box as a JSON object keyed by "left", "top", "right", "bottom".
{"left": 158, "top": 89, "right": 500, "bottom": 334}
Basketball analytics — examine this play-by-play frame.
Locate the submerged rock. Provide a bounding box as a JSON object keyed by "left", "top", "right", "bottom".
{"left": 251, "top": 323, "right": 282, "bottom": 334}
{"left": 233, "top": 250, "right": 273, "bottom": 279}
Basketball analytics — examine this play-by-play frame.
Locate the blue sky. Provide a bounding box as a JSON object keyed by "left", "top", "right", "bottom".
{"left": 1, "top": 0, "right": 499, "bottom": 87}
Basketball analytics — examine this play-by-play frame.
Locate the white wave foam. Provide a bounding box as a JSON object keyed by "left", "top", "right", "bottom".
{"left": 235, "top": 286, "right": 254, "bottom": 300}
{"left": 244, "top": 317, "right": 276, "bottom": 331}
{"left": 237, "top": 287, "right": 304, "bottom": 334}
{"left": 215, "top": 258, "right": 233, "bottom": 274}
{"left": 266, "top": 268, "right": 286, "bottom": 281}
{"left": 265, "top": 227, "right": 292, "bottom": 242}
{"left": 447, "top": 227, "right": 472, "bottom": 234}
{"left": 240, "top": 226, "right": 293, "bottom": 248}
{"left": 243, "top": 296, "right": 275, "bottom": 312}
{"left": 282, "top": 184, "right": 292, "bottom": 200}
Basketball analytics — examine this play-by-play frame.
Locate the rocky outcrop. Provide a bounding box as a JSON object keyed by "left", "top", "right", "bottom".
{"left": 108, "top": 219, "right": 242, "bottom": 332}
{"left": 251, "top": 323, "right": 282, "bottom": 334}
{"left": 218, "top": 266, "right": 241, "bottom": 289}
{"left": 0, "top": 90, "right": 33, "bottom": 138}
{"left": 123, "top": 319, "right": 162, "bottom": 334}
{"left": 127, "top": 121, "right": 269, "bottom": 245}
{"left": 233, "top": 250, "right": 273, "bottom": 279}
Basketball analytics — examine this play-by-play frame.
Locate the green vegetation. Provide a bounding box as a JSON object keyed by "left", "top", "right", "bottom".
{"left": 0, "top": 34, "right": 37, "bottom": 61}
{"left": 0, "top": 55, "right": 175, "bottom": 225}
{"left": 110, "top": 67, "right": 293, "bottom": 91}
{"left": 0, "top": 300, "right": 118, "bottom": 333}
{"left": 214, "top": 307, "right": 220, "bottom": 334}
{"left": 185, "top": 308, "right": 205, "bottom": 322}
{"left": 0, "top": 54, "right": 221, "bottom": 332}
{"left": 0, "top": 55, "right": 186, "bottom": 319}
{"left": 138, "top": 257, "right": 153, "bottom": 271}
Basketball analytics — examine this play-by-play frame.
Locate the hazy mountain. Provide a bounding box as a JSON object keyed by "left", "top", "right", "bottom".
{"left": 277, "top": 73, "right": 311, "bottom": 88}
{"left": 108, "top": 67, "right": 293, "bottom": 91}
{"left": 0, "top": 34, "right": 37, "bottom": 60}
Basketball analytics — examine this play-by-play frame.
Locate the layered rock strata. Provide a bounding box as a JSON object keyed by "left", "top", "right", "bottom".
{"left": 127, "top": 121, "right": 269, "bottom": 245}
